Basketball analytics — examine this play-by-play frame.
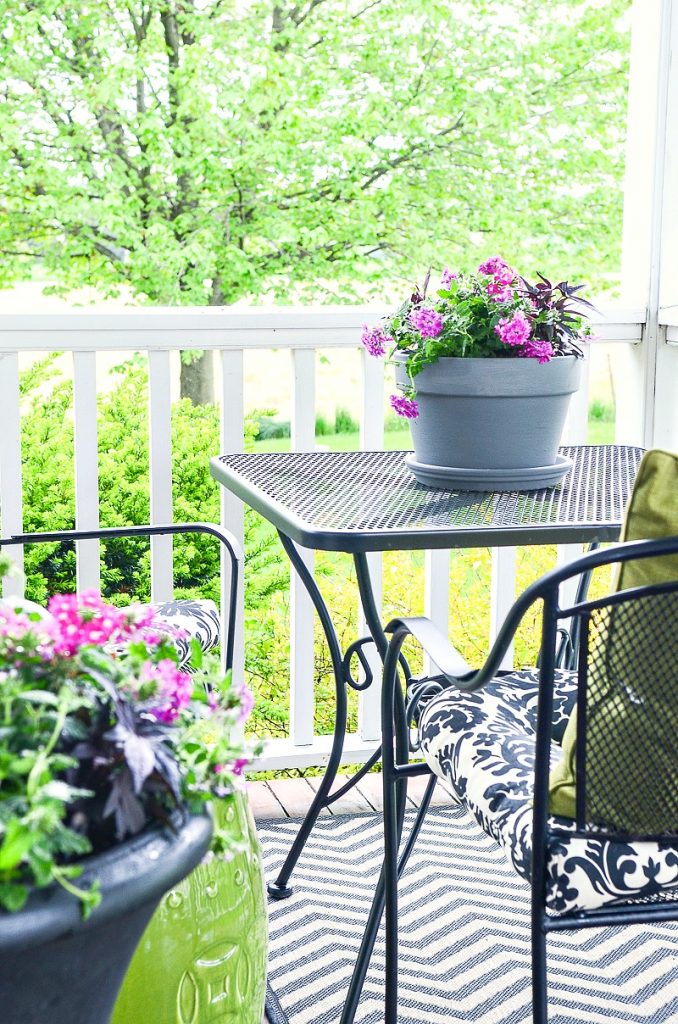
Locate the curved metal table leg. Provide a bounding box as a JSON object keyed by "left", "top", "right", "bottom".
{"left": 268, "top": 542, "right": 413, "bottom": 900}
{"left": 267, "top": 530, "right": 349, "bottom": 900}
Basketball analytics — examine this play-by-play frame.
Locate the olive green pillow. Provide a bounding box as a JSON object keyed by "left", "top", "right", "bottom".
{"left": 548, "top": 448, "right": 678, "bottom": 822}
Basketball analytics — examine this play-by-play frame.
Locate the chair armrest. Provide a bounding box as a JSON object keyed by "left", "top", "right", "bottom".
{"left": 385, "top": 616, "right": 474, "bottom": 685}
{"left": 1, "top": 522, "right": 243, "bottom": 565}
{"left": 0, "top": 523, "right": 242, "bottom": 671}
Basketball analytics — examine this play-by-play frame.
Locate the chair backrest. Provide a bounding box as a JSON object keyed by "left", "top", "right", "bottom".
{"left": 573, "top": 580, "right": 678, "bottom": 836}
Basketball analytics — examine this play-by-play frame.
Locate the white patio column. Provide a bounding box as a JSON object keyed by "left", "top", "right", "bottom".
{"left": 616, "top": 0, "right": 678, "bottom": 451}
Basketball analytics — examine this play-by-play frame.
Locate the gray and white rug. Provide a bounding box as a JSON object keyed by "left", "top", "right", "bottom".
{"left": 260, "top": 806, "right": 678, "bottom": 1024}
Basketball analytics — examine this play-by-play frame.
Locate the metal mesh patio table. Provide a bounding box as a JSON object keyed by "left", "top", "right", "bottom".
{"left": 210, "top": 445, "right": 643, "bottom": 552}
{"left": 210, "top": 444, "right": 644, "bottom": 900}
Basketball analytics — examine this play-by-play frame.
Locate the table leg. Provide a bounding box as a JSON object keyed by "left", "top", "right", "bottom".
{"left": 267, "top": 540, "right": 410, "bottom": 898}
{"left": 267, "top": 530, "right": 349, "bottom": 899}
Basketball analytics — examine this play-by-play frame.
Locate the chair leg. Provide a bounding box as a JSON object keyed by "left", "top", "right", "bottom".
{"left": 531, "top": 915, "right": 548, "bottom": 1024}
{"left": 383, "top": 756, "right": 400, "bottom": 1023}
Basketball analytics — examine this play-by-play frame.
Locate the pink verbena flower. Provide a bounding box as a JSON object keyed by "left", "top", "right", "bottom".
{"left": 232, "top": 757, "right": 249, "bottom": 777}
{"left": 389, "top": 394, "right": 419, "bottom": 419}
{"left": 408, "top": 306, "right": 444, "bottom": 339}
{"left": 477, "top": 255, "right": 510, "bottom": 276}
{"left": 521, "top": 338, "right": 554, "bottom": 364}
{"left": 440, "top": 267, "right": 458, "bottom": 288}
{"left": 360, "top": 325, "right": 388, "bottom": 357}
{"left": 47, "top": 591, "right": 129, "bottom": 656}
{"left": 141, "top": 659, "right": 193, "bottom": 724}
{"left": 0, "top": 607, "right": 33, "bottom": 639}
{"left": 495, "top": 310, "right": 532, "bottom": 348}
{"left": 486, "top": 267, "right": 516, "bottom": 304}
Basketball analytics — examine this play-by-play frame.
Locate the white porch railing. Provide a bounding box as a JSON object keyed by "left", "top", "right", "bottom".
{"left": 0, "top": 304, "right": 658, "bottom": 768}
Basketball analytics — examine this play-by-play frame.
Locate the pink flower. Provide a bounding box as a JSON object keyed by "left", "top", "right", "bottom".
{"left": 232, "top": 758, "right": 249, "bottom": 777}
{"left": 478, "top": 256, "right": 516, "bottom": 303}
{"left": 360, "top": 325, "right": 388, "bottom": 357}
{"left": 521, "top": 338, "right": 554, "bottom": 364}
{"left": 141, "top": 659, "right": 193, "bottom": 724}
{"left": 495, "top": 310, "right": 532, "bottom": 348}
{"left": 409, "top": 306, "right": 444, "bottom": 339}
{"left": 389, "top": 394, "right": 419, "bottom": 419}
{"left": 47, "top": 591, "right": 129, "bottom": 656}
{"left": 440, "top": 267, "right": 458, "bottom": 288}
{"left": 486, "top": 267, "right": 516, "bottom": 304}
{"left": 478, "top": 255, "right": 510, "bottom": 276}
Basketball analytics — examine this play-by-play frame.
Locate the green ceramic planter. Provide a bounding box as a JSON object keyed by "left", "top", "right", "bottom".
{"left": 113, "top": 792, "right": 268, "bottom": 1024}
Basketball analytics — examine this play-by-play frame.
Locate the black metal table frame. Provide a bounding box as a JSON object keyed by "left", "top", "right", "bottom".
{"left": 210, "top": 446, "right": 642, "bottom": 905}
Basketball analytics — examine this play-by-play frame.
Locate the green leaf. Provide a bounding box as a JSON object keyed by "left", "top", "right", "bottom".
{"left": 0, "top": 882, "right": 28, "bottom": 912}
{"left": 18, "top": 690, "right": 61, "bottom": 707}
{"left": 189, "top": 636, "right": 203, "bottom": 670}
{"left": 0, "top": 820, "right": 35, "bottom": 871}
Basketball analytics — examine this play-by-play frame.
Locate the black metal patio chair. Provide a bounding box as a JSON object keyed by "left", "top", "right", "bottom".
{"left": 0, "top": 523, "right": 241, "bottom": 670}
{"left": 342, "top": 534, "right": 678, "bottom": 1024}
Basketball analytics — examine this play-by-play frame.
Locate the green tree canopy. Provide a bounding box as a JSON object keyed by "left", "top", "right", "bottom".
{"left": 0, "top": 1, "right": 629, "bottom": 307}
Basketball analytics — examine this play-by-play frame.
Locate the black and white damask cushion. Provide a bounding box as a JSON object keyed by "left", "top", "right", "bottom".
{"left": 419, "top": 669, "right": 678, "bottom": 915}
{"left": 147, "top": 599, "right": 221, "bottom": 668}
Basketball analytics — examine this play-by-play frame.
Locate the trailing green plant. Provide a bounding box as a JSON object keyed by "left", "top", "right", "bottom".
{"left": 0, "top": 582, "right": 257, "bottom": 916}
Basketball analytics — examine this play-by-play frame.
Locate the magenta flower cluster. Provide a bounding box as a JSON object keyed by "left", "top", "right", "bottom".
{"left": 495, "top": 310, "right": 532, "bottom": 348}
{"left": 522, "top": 337, "right": 554, "bottom": 364}
{"left": 389, "top": 394, "right": 419, "bottom": 419}
{"left": 494, "top": 310, "right": 553, "bottom": 363}
{"left": 440, "top": 266, "right": 458, "bottom": 288}
{"left": 46, "top": 591, "right": 156, "bottom": 657}
{"left": 479, "top": 255, "right": 516, "bottom": 303}
{"left": 360, "top": 324, "right": 388, "bottom": 357}
{"left": 140, "top": 658, "right": 193, "bottom": 724}
{"left": 408, "top": 306, "right": 443, "bottom": 339}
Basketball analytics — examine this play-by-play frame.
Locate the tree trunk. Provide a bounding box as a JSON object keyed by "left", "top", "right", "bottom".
{"left": 180, "top": 350, "right": 214, "bottom": 405}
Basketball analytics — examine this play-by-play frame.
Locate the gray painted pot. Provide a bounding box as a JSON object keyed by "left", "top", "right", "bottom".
{"left": 0, "top": 812, "right": 212, "bottom": 1024}
{"left": 395, "top": 354, "right": 582, "bottom": 490}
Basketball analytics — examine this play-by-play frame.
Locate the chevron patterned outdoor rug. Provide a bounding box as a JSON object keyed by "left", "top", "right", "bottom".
{"left": 260, "top": 805, "right": 678, "bottom": 1024}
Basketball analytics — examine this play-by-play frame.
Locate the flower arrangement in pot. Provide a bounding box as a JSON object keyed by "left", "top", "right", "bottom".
{"left": 362, "top": 256, "right": 595, "bottom": 490}
{"left": 0, "top": 559, "right": 261, "bottom": 1024}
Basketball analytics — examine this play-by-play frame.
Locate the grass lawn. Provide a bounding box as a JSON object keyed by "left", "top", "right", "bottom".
{"left": 253, "top": 420, "right": 614, "bottom": 454}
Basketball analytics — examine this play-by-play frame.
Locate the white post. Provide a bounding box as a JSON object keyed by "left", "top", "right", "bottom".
{"left": 490, "top": 547, "right": 515, "bottom": 670}
{"left": 615, "top": 0, "right": 677, "bottom": 450}
{"left": 148, "top": 350, "right": 173, "bottom": 602}
{"left": 0, "top": 352, "right": 23, "bottom": 595}
{"left": 358, "top": 348, "right": 385, "bottom": 741}
{"left": 289, "top": 348, "right": 316, "bottom": 747}
{"left": 219, "top": 349, "right": 245, "bottom": 681}
{"left": 72, "top": 352, "right": 101, "bottom": 592}
{"left": 424, "top": 549, "right": 450, "bottom": 675}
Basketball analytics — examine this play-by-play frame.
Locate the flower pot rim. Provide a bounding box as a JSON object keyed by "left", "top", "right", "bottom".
{"left": 393, "top": 350, "right": 580, "bottom": 365}
{"left": 0, "top": 811, "right": 212, "bottom": 953}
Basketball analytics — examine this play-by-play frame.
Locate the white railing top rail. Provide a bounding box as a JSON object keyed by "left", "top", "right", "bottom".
{"left": 0, "top": 302, "right": 646, "bottom": 351}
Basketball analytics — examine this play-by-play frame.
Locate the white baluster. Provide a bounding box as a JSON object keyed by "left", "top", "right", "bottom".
{"left": 0, "top": 352, "right": 23, "bottom": 595}
{"left": 290, "top": 348, "right": 316, "bottom": 747}
{"left": 358, "top": 348, "right": 385, "bottom": 742}
{"left": 148, "top": 350, "right": 173, "bottom": 602}
{"left": 219, "top": 349, "right": 245, "bottom": 680}
{"left": 73, "top": 351, "right": 100, "bottom": 592}
{"left": 490, "top": 547, "right": 516, "bottom": 670}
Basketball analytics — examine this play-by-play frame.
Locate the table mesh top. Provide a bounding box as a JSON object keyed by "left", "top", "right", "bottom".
{"left": 213, "top": 446, "right": 643, "bottom": 550}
